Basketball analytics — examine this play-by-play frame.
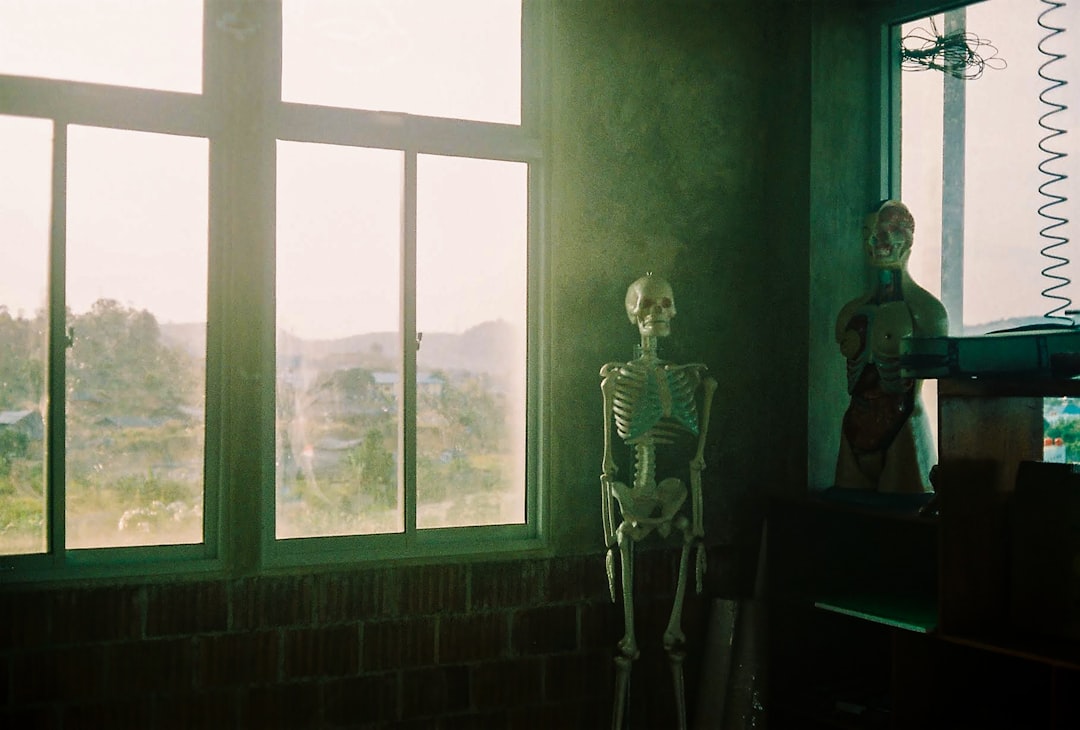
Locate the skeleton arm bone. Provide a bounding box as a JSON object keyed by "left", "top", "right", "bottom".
{"left": 600, "top": 363, "right": 623, "bottom": 603}
{"left": 690, "top": 373, "right": 716, "bottom": 597}
{"left": 600, "top": 364, "right": 622, "bottom": 545}
{"left": 690, "top": 372, "right": 717, "bottom": 539}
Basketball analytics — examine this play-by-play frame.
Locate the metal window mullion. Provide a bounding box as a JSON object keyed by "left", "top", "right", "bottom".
{"left": 884, "top": 21, "right": 903, "bottom": 200}
{"left": 526, "top": 159, "right": 544, "bottom": 535}
{"left": 47, "top": 122, "right": 68, "bottom": 565}
{"left": 402, "top": 151, "right": 418, "bottom": 538}
{"left": 941, "top": 8, "right": 966, "bottom": 334}
{"left": 205, "top": 0, "right": 281, "bottom": 570}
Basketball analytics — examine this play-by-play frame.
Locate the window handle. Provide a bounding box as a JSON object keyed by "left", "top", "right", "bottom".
{"left": 416, "top": 332, "right": 423, "bottom": 351}
{"left": 65, "top": 326, "right": 74, "bottom": 349}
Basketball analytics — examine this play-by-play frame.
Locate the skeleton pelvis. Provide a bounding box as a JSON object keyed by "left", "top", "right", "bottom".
{"left": 611, "top": 477, "right": 687, "bottom": 538}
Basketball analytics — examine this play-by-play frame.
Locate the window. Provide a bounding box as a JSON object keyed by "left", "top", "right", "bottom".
{"left": 894, "top": 0, "right": 1080, "bottom": 459}
{"left": 0, "top": 0, "right": 544, "bottom": 576}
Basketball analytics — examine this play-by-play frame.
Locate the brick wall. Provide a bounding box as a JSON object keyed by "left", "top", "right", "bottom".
{"left": 0, "top": 550, "right": 725, "bottom": 729}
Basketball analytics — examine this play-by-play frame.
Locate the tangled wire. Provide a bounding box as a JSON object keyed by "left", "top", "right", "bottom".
{"left": 901, "top": 16, "right": 1007, "bottom": 80}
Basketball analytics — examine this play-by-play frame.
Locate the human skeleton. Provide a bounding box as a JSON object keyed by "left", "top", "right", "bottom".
{"left": 600, "top": 274, "right": 717, "bottom": 730}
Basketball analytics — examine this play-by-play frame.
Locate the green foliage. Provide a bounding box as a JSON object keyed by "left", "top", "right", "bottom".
{"left": 0, "top": 299, "right": 206, "bottom": 552}
{"left": 0, "top": 429, "right": 30, "bottom": 476}
{"left": 0, "top": 489, "right": 45, "bottom": 550}
{"left": 67, "top": 299, "right": 201, "bottom": 418}
{"left": 0, "top": 305, "right": 46, "bottom": 410}
{"left": 345, "top": 428, "right": 396, "bottom": 508}
{"left": 1044, "top": 399, "right": 1080, "bottom": 463}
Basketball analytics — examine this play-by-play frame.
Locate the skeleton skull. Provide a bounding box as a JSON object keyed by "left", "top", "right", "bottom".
{"left": 864, "top": 200, "right": 914, "bottom": 269}
{"left": 625, "top": 275, "right": 676, "bottom": 337}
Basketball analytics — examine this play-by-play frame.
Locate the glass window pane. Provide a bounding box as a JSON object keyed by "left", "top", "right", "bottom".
{"left": 0, "top": 0, "right": 202, "bottom": 92}
{"left": 901, "top": 1, "right": 1080, "bottom": 462}
{"left": 0, "top": 115, "right": 51, "bottom": 556}
{"left": 416, "top": 154, "right": 527, "bottom": 528}
{"left": 902, "top": 3, "right": 1080, "bottom": 334}
{"left": 65, "top": 126, "right": 208, "bottom": 549}
{"left": 276, "top": 141, "right": 404, "bottom": 539}
{"left": 282, "top": 0, "right": 521, "bottom": 124}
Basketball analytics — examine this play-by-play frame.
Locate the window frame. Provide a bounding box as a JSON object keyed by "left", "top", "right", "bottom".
{"left": 0, "top": 0, "right": 549, "bottom": 582}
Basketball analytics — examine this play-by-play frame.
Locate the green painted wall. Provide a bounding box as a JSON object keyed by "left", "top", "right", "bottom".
{"left": 808, "top": 0, "right": 892, "bottom": 489}
{"left": 545, "top": 0, "right": 827, "bottom": 558}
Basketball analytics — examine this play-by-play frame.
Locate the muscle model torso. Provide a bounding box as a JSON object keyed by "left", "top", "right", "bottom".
{"left": 834, "top": 201, "right": 948, "bottom": 493}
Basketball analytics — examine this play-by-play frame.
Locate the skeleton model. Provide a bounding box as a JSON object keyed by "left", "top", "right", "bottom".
{"left": 600, "top": 274, "right": 717, "bottom": 730}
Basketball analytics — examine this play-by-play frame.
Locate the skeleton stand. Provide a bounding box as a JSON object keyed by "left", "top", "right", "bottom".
{"left": 600, "top": 275, "right": 716, "bottom": 730}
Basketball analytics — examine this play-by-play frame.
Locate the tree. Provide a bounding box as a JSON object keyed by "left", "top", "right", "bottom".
{"left": 66, "top": 299, "right": 200, "bottom": 417}
{"left": 0, "top": 306, "right": 46, "bottom": 410}
{"left": 346, "top": 428, "right": 396, "bottom": 508}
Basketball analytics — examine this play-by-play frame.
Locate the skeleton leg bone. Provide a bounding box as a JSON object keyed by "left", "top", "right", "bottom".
{"left": 663, "top": 516, "right": 694, "bottom": 730}
{"left": 612, "top": 523, "right": 638, "bottom": 730}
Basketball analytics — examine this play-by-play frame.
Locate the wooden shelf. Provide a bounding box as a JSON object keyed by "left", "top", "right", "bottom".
{"left": 938, "top": 631, "right": 1080, "bottom": 672}
{"left": 814, "top": 594, "right": 937, "bottom": 634}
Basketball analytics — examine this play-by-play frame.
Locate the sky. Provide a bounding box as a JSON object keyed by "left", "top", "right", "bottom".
{"left": 11, "top": 0, "right": 1079, "bottom": 336}
{"left": 0, "top": 0, "right": 524, "bottom": 340}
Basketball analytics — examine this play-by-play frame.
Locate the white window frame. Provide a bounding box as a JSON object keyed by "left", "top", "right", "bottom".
{"left": 0, "top": 0, "right": 548, "bottom": 581}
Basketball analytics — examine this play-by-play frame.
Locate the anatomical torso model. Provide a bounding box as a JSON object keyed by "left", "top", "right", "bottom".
{"left": 834, "top": 200, "right": 948, "bottom": 493}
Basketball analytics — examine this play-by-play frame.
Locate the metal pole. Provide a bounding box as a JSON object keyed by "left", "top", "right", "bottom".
{"left": 941, "top": 8, "right": 967, "bottom": 334}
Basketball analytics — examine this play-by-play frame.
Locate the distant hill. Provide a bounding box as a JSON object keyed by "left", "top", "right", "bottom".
{"left": 961, "top": 315, "right": 1075, "bottom": 336}
{"left": 161, "top": 319, "right": 520, "bottom": 375}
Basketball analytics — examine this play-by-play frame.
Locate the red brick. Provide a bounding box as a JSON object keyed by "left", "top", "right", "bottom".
{"left": 362, "top": 617, "right": 436, "bottom": 671}
{"left": 544, "top": 651, "right": 613, "bottom": 702}
{"left": 10, "top": 645, "right": 106, "bottom": 703}
{"left": 0, "top": 648, "right": 8, "bottom": 702}
{"left": 62, "top": 697, "right": 154, "bottom": 729}
{"left": 632, "top": 594, "right": 685, "bottom": 654}
{"left": 317, "top": 569, "right": 399, "bottom": 623}
{"left": 400, "top": 665, "right": 471, "bottom": 719}
{"left": 231, "top": 574, "right": 314, "bottom": 630}
{"left": 322, "top": 673, "right": 399, "bottom": 727}
{"left": 107, "top": 638, "right": 195, "bottom": 694}
{"left": 196, "top": 630, "right": 279, "bottom": 687}
{"left": 511, "top": 605, "right": 577, "bottom": 656}
{"left": 471, "top": 658, "right": 543, "bottom": 710}
{"left": 0, "top": 591, "right": 52, "bottom": 649}
{"left": 146, "top": 580, "right": 228, "bottom": 636}
{"left": 0, "top": 705, "right": 60, "bottom": 730}
{"left": 380, "top": 721, "right": 441, "bottom": 730}
{"left": 633, "top": 548, "right": 678, "bottom": 596}
{"left": 50, "top": 585, "right": 143, "bottom": 644}
{"left": 470, "top": 560, "right": 548, "bottom": 610}
{"left": 580, "top": 600, "right": 620, "bottom": 651}
{"left": 242, "top": 683, "right": 321, "bottom": 730}
{"left": 439, "top": 612, "right": 509, "bottom": 664}
{"left": 399, "top": 563, "right": 468, "bottom": 614}
{"left": 282, "top": 624, "right": 359, "bottom": 680}
{"left": 547, "top": 554, "right": 611, "bottom": 603}
{"left": 441, "top": 711, "right": 510, "bottom": 730}
{"left": 155, "top": 690, "right": 239, "bottom": 730}
{"left": 507, "top": 699, "right": 608, "bottom": 730}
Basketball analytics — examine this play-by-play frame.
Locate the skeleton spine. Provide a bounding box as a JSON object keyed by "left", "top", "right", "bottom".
{"left": 633, "top": 441, "right": 655, "bottom": 489}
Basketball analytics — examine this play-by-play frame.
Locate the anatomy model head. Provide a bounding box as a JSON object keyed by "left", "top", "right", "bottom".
{"left": 863, "top": 200, "right": 915, "bottom": 270}
{"left": 625, "top": 274, "right": 676, "bottom": 338}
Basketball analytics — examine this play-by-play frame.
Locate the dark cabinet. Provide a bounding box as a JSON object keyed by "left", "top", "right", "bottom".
{"left": 767, "top": 375, "right": 1080, "bottom": 730}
